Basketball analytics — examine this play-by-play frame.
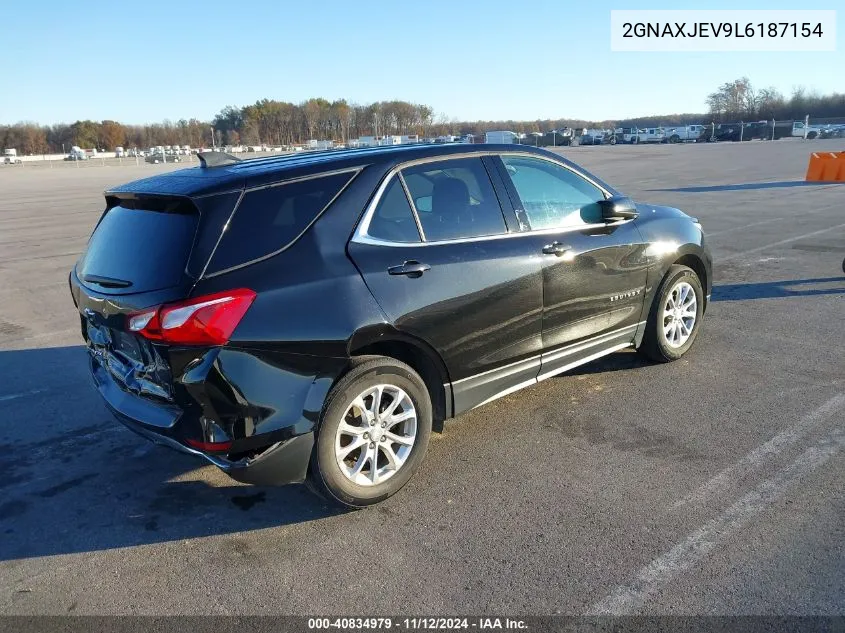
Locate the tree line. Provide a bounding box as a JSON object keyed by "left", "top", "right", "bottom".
{"left": 703, "top": 77, "right": 845, "bottom": 123}
{"left": 2, "top": 80, "right": 843, "bottom": 154}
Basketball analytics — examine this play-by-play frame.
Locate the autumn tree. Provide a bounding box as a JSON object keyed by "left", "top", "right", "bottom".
{"left": 99, "top": 120, "right": 126, "bottom": 150}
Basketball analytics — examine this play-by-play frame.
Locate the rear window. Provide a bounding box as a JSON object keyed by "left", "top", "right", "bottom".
{"left": 206, "top": 171, "right": 355, "bottom": 274}
{"left": 77, "top": 197, "right": 198, "bottom": 294}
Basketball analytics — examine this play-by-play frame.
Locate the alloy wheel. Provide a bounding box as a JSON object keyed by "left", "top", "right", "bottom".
{"left": 335, "top": 384, "right": 417, "bottom": 486}
{"left": 662, "top": 281, "right": 697, "bottom": 348}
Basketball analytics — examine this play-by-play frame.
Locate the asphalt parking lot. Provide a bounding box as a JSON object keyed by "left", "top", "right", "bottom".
{"left": 0, "top": 139, "right": 843, "bottom": 615}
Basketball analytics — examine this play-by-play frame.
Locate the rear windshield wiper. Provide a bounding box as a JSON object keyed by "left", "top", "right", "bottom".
{"left": 83, "top": 274, "right": 133, "bottom": 289}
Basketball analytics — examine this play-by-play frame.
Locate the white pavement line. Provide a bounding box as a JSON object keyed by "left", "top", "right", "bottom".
{"left": 0, "top": 388, "right": 46, "bottom": 403}
{"left": 717, "top": 222, "right": 845, "bottom": 262}
{"left": 588, "top": 428, "right": 845, "bottom": 615}
{"left": 673, "top": 393, "right": 845, "bottom": 509}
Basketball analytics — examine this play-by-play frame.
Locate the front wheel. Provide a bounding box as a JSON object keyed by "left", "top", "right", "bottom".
{"left": 309, "top": 357, "right": 432, "bottom": 507}
{"left": 638, "top": 265, "right": 704, "bottom": 362}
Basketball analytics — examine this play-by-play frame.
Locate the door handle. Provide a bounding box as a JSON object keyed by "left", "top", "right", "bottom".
{"left": 388, "top": 261, "right": 431, "bottom": 277}
{"left": 542, "top": 242, "right": 571, "bottom": 256}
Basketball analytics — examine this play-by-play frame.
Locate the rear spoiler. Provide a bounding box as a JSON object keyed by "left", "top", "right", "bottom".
{"left": 197, "top": 151, "right": 242, "bottom": 168}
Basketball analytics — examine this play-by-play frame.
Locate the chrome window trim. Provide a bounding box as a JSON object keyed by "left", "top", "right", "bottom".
{"left": 397, "top": 171, "right": 426, "bottom": 241}
{"left": 353, "top": 217, "right": 633, "bottom": 248}
{"left": 351, "top": 150, "right": 620, "bottom": 248}
{"left": 201, "top": 167, "right": 362, "bottom": 279}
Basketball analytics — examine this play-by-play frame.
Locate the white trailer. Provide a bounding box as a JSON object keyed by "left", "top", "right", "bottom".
{"left": 485, "top": 131, "right": 519, "bottom": 144}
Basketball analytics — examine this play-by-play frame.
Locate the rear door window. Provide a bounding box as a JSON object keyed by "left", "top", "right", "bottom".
{"left": 77, "top": 197, "right": 198, "bottom": 294}
{"left": 401, "top": 157, "right": 506, "bottom": 241}
{"left": 207, "top": 171, "right": 355, "bottom": 274}
{"left": 367, "top": 177, "right": 421, "bottom": 243}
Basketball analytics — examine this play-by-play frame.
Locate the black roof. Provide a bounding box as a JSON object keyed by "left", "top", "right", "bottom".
{"left": 106, "top": 143, "right": 603, "bottom": 198}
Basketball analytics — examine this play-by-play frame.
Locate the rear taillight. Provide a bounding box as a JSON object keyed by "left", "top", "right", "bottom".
{"left": 185, "top": 438, "right": 233, "bottom": 452}
{"left": 127, "top": 288, "right": 256, "bottom": 346}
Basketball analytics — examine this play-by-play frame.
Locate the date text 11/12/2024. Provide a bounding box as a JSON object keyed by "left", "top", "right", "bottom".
{"left": 307, "top": 618, "right": 528, "bottom": 630}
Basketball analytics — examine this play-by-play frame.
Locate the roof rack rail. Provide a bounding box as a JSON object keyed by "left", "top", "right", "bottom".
{"left": 197, "top": 151, "right": 242, "bottom": 168}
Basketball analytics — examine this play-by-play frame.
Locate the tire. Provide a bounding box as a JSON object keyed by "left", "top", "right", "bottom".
{"left": 308, "top": 356, "right": 432, "bottom": 508}
{"left": 670, "top": 135, "right": 680, "bottom": 144}
{"left": 610, "top": 136, "right": 617, "bottom": 145}
{"left": 638, "top": 265, "right": 704, "bottom": 362}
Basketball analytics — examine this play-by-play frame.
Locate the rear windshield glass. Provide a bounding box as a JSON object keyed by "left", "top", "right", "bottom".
{"left": 206, "top": 171, "right": 355, "bottom": 275}
{"left": 77, "top": 198, "right": 198, "bottom": 294}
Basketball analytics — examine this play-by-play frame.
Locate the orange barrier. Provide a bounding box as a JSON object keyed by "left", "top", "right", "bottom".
{"left": 806, "top": 151, "right": 845, "bottom": 182}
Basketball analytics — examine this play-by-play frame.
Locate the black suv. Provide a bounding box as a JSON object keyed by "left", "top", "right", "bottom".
{"left": 69, "top": 144, "right": 711, "bottom": 507}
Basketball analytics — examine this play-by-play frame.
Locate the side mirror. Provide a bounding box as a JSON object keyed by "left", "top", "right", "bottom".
{"left": 599, "top": 195, "right": 639, "bottom": 221}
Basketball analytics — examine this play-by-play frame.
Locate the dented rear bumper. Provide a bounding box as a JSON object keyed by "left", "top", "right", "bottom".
{"left": 89, "top": 345, "right": 345, "bottom": 486}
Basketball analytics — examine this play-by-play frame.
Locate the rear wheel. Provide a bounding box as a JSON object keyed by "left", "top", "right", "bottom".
{"left": 638, "top": 265, "right": 704, "bottom": 362}
{"left": 309, "top": 357, "right": 432, "bottom": 507}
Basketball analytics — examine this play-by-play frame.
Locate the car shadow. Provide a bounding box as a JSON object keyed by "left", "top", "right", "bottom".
{"left": 0, "top": 345, "right": 344, "bottom": 562}
{"left": 712, "top": 276, "right": 845, "bottom": 301}
{"left": 646, "top": 181, "right": 845, "bottom": 193}
{"left": 563, "top": 348, "right": 651, "bottom": 376}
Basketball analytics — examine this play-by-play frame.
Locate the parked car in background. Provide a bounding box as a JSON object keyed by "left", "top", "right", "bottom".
{"left": 791, "top": 121, "right": 826, "bottom": 139}
{"left": 69, "top": 143, "right": 711, "bottom": 507}
{"left": 485, "top": 131, "right": 519, "bottom": 144}
{"left": 579, "top": 128, "right": 606, "bottom": 145}
{"left": 819, "top": 125, "right": 845, "bottom": 139}
{"left": 639, "top": 128, "right": 665, "bottom": 143}
{"left": 710, "top": 123, "right": 743, "bottom": 142}
{"left": 662, "top": 125, "right": 705, "bottom": 143}
{"left": 145, "top": 152, "right": 180, "bottom": 164}
{"left": 613, "top": 127, "right": 642, "bottom": 144}
{"left": 65, "top": 146, "right": 89, "bottom": 160}
{"left": 2, "top": 149, "right": 22, "bottom": 164}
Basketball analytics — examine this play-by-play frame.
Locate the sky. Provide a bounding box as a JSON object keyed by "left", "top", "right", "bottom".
{"left": 1, "top": 0, "right": 842, "bottom": 125}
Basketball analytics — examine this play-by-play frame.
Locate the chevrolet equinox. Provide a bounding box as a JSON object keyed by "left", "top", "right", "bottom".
{"left": 69, "top": 144, "right": 712, "bottom": 507}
